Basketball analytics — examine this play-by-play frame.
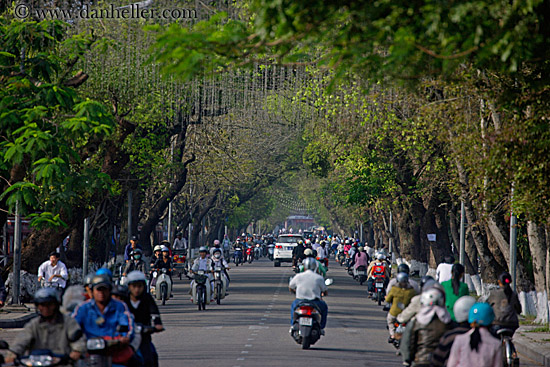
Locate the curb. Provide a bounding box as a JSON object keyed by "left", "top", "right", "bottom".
{"left": 515, "top": 333, "right": 550, "bottom": 366}
{"left": 0, "top": 313, "right": 37, "bottom": 329}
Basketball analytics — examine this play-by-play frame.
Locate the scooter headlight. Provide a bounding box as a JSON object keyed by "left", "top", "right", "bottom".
{"left": 87, "top": 338, "right": 106, "bottom": 350}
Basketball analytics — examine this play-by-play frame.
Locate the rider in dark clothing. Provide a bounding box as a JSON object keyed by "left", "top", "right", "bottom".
{"left": 292, "top": 241, "right": 306, "bottom": 267}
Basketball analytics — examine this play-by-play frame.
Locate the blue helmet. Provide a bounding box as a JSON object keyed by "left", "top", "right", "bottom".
{"left": 468, "top": 302, "right": 495, "bottom": 326}
{"left": 95, "top": 267, "right": 113, "bottom": 279}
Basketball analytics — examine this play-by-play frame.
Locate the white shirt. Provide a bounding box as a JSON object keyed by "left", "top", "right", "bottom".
{"left": 436, "top": 263, "right": 453, "bottom": 282}
{"left": 38, "top": 260, "right": 68, "bottom": 288}
{"left": 192, "top": 257, "right": 212, "bottom": 272}
{"left": 386, "top": 277, "right": 421, "bottom": 295}
{"left": 289, "top": 270, "right": 327, "bottom": 300}
{"left": 173, "top": 238, "right": 184, "bottom": 249}
{"left": 316, "top": 247, "right": 326, "bottom": 259}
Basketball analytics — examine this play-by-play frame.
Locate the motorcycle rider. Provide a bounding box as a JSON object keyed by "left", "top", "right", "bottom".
{"left": 123, "top": 248, "right": 149, "bottom": 277}
{"left": 37, "top": 251, "right": 68, "bottom": 291}
{"left": 447, "top": 303, "right": 501, "bottom": 367}
{"left": 72, "top": 274, "right": 138, "bottom": 366}
{"left": 211, "top": 248, "right": 231, "bottom": 293}
{"left": 401, "top": 286, "right": 451, "bottom": 367}
{"left": 153, "top": 246, "right": 173, "bottom": 296}
{"left": 316, "top": 241, "right": 329, "bottom": 268}
{"left": 150, "top": 245, "right": 162, "bottom": 268}
{"left": 303, "top": 248, "right": 326, "bottom": 277}
{"left": 126, "top": 271, "right": 164, "bottom": 367}
{"left": 222, "top": 235, "right": 231, "bottom": 258}
{"left": 353, "top": 247, "right": 370, "bottom": 274}
{"left": 190, "top": 247, "right": 214, "bottom": 297}
{"left": 367, "top": 252, "right": 391, "bottom": 296}
{"left": 6, "top": 288, "right": 86, "bottom": 365}
{"left": 289, "top": 257, "right": 328, "bottom": 335}
{"left": 482, "top": 271, "right": 522, "bottom": 335}
{"left": 292, "top": 240, "right": 306, "bottom": 268}
{"left": 397, "top": 276, "right": 438, "bottom": 324}
{"left": 386, "top": 263, "right": 421, "bottom": 295}
{"left": 431, "top": 296, "right": 477, "bottom": 367}
{"left": 210, "top": 240, "right": 224, "bottom": 258}
{"left": 124, "top": 236, "right": 142, "bottom": 263}
{"left": 385, "top": 272, "right": 417, "bottom": 343}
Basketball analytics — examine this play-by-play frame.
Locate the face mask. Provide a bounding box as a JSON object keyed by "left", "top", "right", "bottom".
{"left": 134, "top": 255, "right": 141, "bottom": 260}
{"left": 214, "top": 253, "right": 221, "bottom": 259}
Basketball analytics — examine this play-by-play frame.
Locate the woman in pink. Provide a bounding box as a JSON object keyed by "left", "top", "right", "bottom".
{"left": 354, "top": 247, "right": 369, "bottom": 269}
{"left": 447, "top": 302, "right": 501, "bottom": 367}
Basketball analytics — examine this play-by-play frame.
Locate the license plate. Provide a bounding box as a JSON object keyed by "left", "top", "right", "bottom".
{"left": 357, "top": 271, "right": 366, "bottom": 275}
{"left": 375, "top": 282, "right": 384, "bottom": 288}
{"left": 287, "top": 246, "right": 294, "bottom": 250}
{"left": 299, "top": 317, "right": 313, "bottom": 326}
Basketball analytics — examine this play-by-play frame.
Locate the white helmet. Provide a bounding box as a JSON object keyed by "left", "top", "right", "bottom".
{"left": 126, "top": 270, "right": 147, "bottom": 285}
{"left": 453, "top": 296, "right": 476, "bottom": 323}
{"left": 302, "top": 257, "right": 318, "bottom": 272}
{"left": 154, "top": 245, "right": 162, "bottom": 252}
{"left": 304, "top": 248, "right": 314, "bottom": 257}
{"left": 376, "top": 253, "right": 386, "bottom": 260}
{"left": 420, "top": 286, "right": 445, "bottom": 307}
{"left": 214, "top": 240, "right": 220, "bottom": 246}
{"left": 199, "top": 246, "right": 207, "bottom": 252}
{"left": 161, "top": 246, "right": 170, "bottom": 252}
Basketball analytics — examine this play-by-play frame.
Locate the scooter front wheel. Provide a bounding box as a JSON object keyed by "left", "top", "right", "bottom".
{"left": 216, "top": 283, "right": 222, "bottom": 305}
{"left": 302, "top": 336, "right": 311, "bottom": 349}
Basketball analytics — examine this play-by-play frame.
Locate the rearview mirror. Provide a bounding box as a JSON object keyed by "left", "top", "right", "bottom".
{"left": 116, "top": 325, "right": 129, "bottom": 333}
{"left": 0, "top": 340, "right": 9, "bottom": 350}
{"left": 325, "top": 278, "right": 334, "bottom": 286}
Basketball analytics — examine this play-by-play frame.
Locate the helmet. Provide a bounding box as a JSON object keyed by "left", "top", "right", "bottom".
{"left": 358, "top": 246, "right": 364, "bottom": 252}
{"left": 376, "top": 253, "right": 386, "bottom": 260}
{"left": 420, "top": 275, "right": 435, "bottom": 289}
{"left": 199, "top": 246, "right": 207, "bottom": 252}
{"left": 34, "top": 288, "right": 61, "bottom": 304}
{"left": 154, "top": 245, "right": 162, "bottom": 252}
{"left": 213, "top": 248, "right": 222, "bottom": 254}
{"left": 345, "top": 240, "right": 350, "bottom": 245}
{"left": 130, "top": 248, "right": 142, "bottom": 259}
{"left": 84, "top": 273, "right": 95, "bottom": 287}
{"left": 298, "top": 240, "right": 304, "bottom": 245}
{"left": 91, "top": 274, "right": 112, "bottom": 290}
{"left": 112, "top": 284, "right": 129, "bottom": 298}
{"left": 420, "top": 286, "right": 445, "bottom": 307}
{"left": 161, "top": 246, "right": 169, "bottom": 253}
{"left": 454, "top": 296, "right": 477, "bottom": 323}
{"left": 396, "top": 272, "right": 409, "bottom": 283}
{"left": 126, "top": 270, "right": 147, "bottom": 285}
{"left": 214, "top": 240, "right": 220, "bottom": 246}
{"left": 468, "top": 303, "right": 495, "bottom": 326}
{"left": 305, "top": 239, "right": 311, "bottom": 245}
{"left": 304, "top": 248, "right": 314, "bottom": 257}
{"left": 95, "top": 268, "right": 113, "bottom": 279}
{"left": 397, "top": 263, "right": 410, "bottom": 274}
{"left": 303, "top": 257, "right": 318, "bottom": 272}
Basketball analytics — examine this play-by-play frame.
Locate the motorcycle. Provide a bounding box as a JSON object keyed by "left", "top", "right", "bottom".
{"left": 192, "top": 270, "right": 211, "bottom": 311}
{"left": 373, "top": 274, "right": 386, "bottom": 305}
{"left": 337, "top": 251, "right": 345, "bottom": 266}
{"left": 254, "top": 244, "right": 262, "bottom": 260}
{"left": 233, "top": 247, "right": 243, "bottom": 266}
{"left": 0, "top": 340, "right": 69, "bottom": 367}
{"left": 393, "top": 322, "right": 406, "bottom": 349}
{"left": 353, "top": 265, "right": 368, "bottom": 285}
{"left": 151, "top": 268, "right": 172, "bottom": 306}
{"left": 267, "top": 244, "right": 275, "bottom": 261}
{"left": 290, "top": 278, "right": 333, "bottom": 349}
{"left": 496, "top": 328, "right": 520, "bottom": 367}
{"left": 246, "top": 247, "right": 254, "bottom": 264}
{"left": 213, "top": 265, "right": 228, "bottom": 305}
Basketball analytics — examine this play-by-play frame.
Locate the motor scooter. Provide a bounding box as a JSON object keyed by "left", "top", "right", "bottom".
{"left": 213, "top": 265, "right": 228, "bottom": 305}
{"left": 0, "top": 340, "right": 69, "bottom": 367}
{"left": 192, "top": 270, "right": 211, "bottom": 311}
{"left": 353, "top": 265, "right": 368, "bottom": 285}
{"left": 233, "top": 247, "right": 243, "bottom": 266}
{"left": 246, "top": 246, "right": 254, "bottom": 263}
{"left": 151, "top": 268, "right": 172, "bottom": 306}
{"left": 496, "top": 328, "right": 520, "bottom": 367}
{"left": 254, "top": 244, "right": 262, "bottom": 260}
{"left": 267, "top": 244, "right": 275, "bottom": 261}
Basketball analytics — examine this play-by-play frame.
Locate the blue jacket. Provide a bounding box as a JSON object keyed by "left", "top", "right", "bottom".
{"left": 72, "top": 298, "right": 135, "bottom": 341}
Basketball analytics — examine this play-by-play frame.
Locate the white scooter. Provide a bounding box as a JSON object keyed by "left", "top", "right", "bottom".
{"left": 151, "top": 268, "right": 172, "bottom": 305}
{"left": 213, "top": 266, "right": 228, "bottom": 304}
{"left": 192, "top": 270, "right": 211, "bottom": 310}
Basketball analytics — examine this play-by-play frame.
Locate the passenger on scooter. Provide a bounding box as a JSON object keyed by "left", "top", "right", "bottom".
{"left": 123, "top": 248, "right": 149, "bottom": 276}
{"left": 126, "top": 271, "right": 164, "bottom": 367}
{"left": 150, "top": 245, "right": 163, "bottom": 269}
{"left": 386, "top": 272, "right": 417, "bottom": 344}
{"left": 431, "top": 296, "right": 476, "bottom": 367}
{"left": 212, "top": 248, "right": 230, "bottom": 292}
{"left": 210, "top": 240, "right": 224, "bottom": 259}
{"left": 397, "top": 276, "right": 437, "bottom": 324}
{"left": 5, "top": 288, "right": 86, "bottom": 365}
{"left": 303, "top": 249, "right": 326, "bottom": 277}
{"left": 447, "top": 303, "right": 501, "bottom": 367}
{"left": 289, "top": 258, "right": 328, "bottom": 335}
{"left": 400, "top": 286, "right": 451, "bottom": 367}
{"left": 386, "top": 263, "right": 421, "bottom": 295}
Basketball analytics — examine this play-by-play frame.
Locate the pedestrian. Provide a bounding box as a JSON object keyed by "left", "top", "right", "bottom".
{"left": 436, "top": 256, "right": 454, "bottom": 283}
{"left": 430, "top": 295, "right": 476, "bottom": 367}
{"left": 441, "top": 264, "right": 469, "bottom": 321}
{"left": 124, "top": 236, "right": 142, "bottom": 263}
{"left": 446, "top": 303, "right": 501, "bottom": 367}
{"left": 37, "top": 252, "right": 68, "bottom": 290}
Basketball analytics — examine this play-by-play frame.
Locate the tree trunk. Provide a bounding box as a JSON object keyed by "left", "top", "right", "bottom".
{"left": 527, "top": 221, "right": 548, "bottom": 323}
{"left": 191, "top": 190, "right": 220, "bottom": 250}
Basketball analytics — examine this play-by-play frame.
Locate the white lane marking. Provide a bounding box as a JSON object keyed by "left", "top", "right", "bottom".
{"left": 237, "top": 357, "right": 245, "bottom": 361}
{"left": 261, "top": 318, "right": 267, "bottom": 320}
{"left": 249, "top": 325, "right": 269, "bottom": 330}
{"left": 204, "top": 326, "right": 223, "bottom": 329}
{"left": 245, "top": 344, "right": 252, "bottom": 347}
{"left": 248, "top": 338, "right": 255, "bottom": 341}
{"left": 241, "top": 351, "right": 249, "bottom": 354}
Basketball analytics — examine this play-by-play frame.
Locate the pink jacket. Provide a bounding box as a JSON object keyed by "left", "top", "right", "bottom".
{"left": 354, "top": 252, "right": 369, "bottom": 268}
{"left": 447, "top": 327, "right": 502, "bottom": 367}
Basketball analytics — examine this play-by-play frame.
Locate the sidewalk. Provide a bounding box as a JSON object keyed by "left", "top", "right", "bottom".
{"left": 515, "top": 325, "right": 550, "bottom": 366}
{"left": 0, "top": 304, "right": 36, "bottom": 328}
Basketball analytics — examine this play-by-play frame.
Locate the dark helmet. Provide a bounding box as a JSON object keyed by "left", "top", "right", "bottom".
{"left": 420, "top": 275, "right": 435, "bottom": 289}
{"left": 397, "top": 263, "right": 410, "bottom": 274}
{"left": 91, "top": 274, "right": 112, "bottom": 290}
{"left": 112, "top": 284, "right": 129, "bottom": 299}
{"left": 33, "top": 288, "right": 61, "bottom": 305}
{"left": 84, "top": 273, "right": 95, "bottom": 288}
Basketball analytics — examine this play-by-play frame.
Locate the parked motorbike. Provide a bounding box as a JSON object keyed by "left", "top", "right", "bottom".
{"left": 290, "top": 278, "right": 333, "bottom": 349}
{"left": 233, "top": 247, "right": 243, "bottom": 266}
{"left": 151, "top": 268, "right": 172, "bottom": 306}
{"left": 213, "top": 266, "right": 228, "bottom": 305}
{"left": 192, "top": 270, "right": 211, "bottom": 311}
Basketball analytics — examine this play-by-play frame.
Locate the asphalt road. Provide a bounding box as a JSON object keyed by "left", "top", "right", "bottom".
{"left": 154, "top": 258, "right": 403, "bottom": 367}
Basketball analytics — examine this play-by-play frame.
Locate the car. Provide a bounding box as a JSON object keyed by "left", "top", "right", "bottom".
{"left": 273, "top": 234, "right": 304, "bottom": 267}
